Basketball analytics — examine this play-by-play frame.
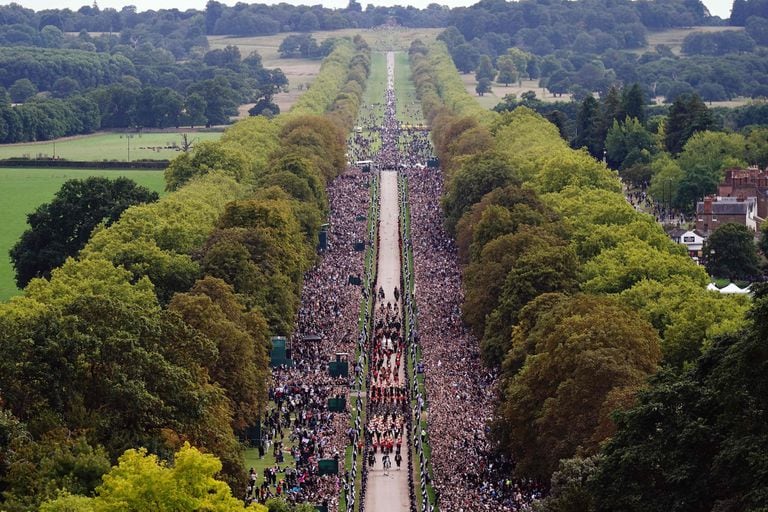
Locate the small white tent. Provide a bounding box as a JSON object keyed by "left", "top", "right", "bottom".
{"left": 720, "top": 283, "right": 750, "bottom": 294}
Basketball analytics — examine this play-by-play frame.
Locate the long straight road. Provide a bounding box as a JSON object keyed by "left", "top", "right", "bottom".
{"left": 363, "top": 51, "right": 411, "bottom": 512}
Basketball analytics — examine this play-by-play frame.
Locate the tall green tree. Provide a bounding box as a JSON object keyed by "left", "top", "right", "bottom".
{"left": 496, "top": 55, "right": 518, "bottom": 86}
{"left": 664, "top": 93, "right": 714, "bottom": 154}
{"left": 476, "top": 78, "right": 492, "bottom": 96}
{"left": 475, "top": 54, "right": 496, "bottom": 82}
{"left": 494, "top": 294, "right": 661, "bottom": 478}
{"left": 621, "top": 83, "right": 646, "bottom": 124}
{"left": 592, "top": 284, "right": 768, "bottom": 512}
{"left": 604, "top": 117, "right": 656, "bottom": 170}
{"left": 575, "top": 95, "right": 604, "bottom": 160}
{"left": 442, "top": 151, "right": 521, "bottom": 234}
{"left": 703, "top": 223, "right": 761, "bottom": 280}
{"left": 9, "top": 177, "right": 159, "bottom": 288}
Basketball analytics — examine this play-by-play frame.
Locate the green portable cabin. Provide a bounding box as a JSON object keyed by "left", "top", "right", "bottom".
{"left": 270, "top": 336, "right": 293, "bottom": 368}
{"left": 318, "top": 223, "right": 329, "bottom": 252}
{"left": 329, "top": 352, "right": 349, "bottom": 378}
{"left": 318, "top": 458, "right": 339, "bottom": 475}
{"left": 242, "top": 422, "right": 261, "bottom": 445}
{"left": 356, "top": 159, "right": 373, "bottom": 172}
{"left": 327, "top": 396, "right": 346, "bottom": 412}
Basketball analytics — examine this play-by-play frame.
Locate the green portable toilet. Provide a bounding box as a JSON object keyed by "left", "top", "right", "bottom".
{"left": 327, "top": 397, "right": 346, "bottom": 412}
{"left": 318, "top": 223, "right": 329, "bottom": 252}
{"left": 270, "top": 336, "right": 293, "bottom": 368}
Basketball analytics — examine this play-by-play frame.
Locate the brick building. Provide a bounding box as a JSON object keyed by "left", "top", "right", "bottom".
{"left": 718, "top": 166, "right": 768, "bottom": 219}
{"left": 695, "top": 195, "right": 760, "bottom": 236}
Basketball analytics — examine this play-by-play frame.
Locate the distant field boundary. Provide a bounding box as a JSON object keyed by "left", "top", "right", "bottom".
{"left": 0, "top": 159, "right": 168, "bottom": 170}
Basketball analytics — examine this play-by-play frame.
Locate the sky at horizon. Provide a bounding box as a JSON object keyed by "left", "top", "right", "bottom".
{"left": 8, "top": 0, "right": 735, "bottom": 23}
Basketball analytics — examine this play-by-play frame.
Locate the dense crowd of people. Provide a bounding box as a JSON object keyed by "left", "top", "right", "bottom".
{"left": 244, "top": 154, "right": 374, "bottom": 508}
{"left": 404, "top": 148, "right": 546, "bottom": 510}
{"left": 625, "top": 184, "right": 689, "bottom": 227}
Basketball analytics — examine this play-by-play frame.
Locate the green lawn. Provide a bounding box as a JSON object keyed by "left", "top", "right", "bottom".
{"left": 0, "top": 131, "right": 222, "bottom": 162}
{"left": 243, "top": 444, "right": 297, "bottom": 483}
{"left": 0, "top": 167, "right": 166, "bottom": 301}
{"left": 394, "top": 51, "right": 424, "bottom": 124}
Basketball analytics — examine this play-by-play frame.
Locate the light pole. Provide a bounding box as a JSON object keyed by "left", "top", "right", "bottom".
{"left": 126, "top": 134, "right": 134, "bottom": 162}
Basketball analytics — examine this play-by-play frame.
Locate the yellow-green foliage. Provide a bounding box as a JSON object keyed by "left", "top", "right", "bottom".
{"left": 40, "top": 443, "right": 263, "bottom": 512}
{"left": 220, "top": 115, "right": 281, "bottom": 172}
{"left": 164, "top": 118, "right": 281, "bottom": 192}
{"left": 409, "top": 38, "right": 747, "bottom": 370}
{"left": 493, "top": 108, "right": 621, "bottom": 193}
{"left": 288, "top": 40, "right": 356, "bottom": 119}
{"left": 621, "top": 277, "right": 750, "bottom": 367}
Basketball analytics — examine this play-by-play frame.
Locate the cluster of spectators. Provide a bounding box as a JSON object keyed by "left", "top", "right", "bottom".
{"left": 404, "top": 161, "right": 546, "bottom": 510}
{"left": 247, "top": 148, "right": 376, "bottom": 507}
{"left": 625, "top": 184, "right": 689, "bottom": 227}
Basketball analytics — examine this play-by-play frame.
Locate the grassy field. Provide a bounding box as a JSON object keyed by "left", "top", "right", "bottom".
{"left": 0, "top": 168, "right": 166, "bottom": 301}
{"left": 0, "top": 131, "right": 222, "bottom": 162}
{"left": 209, "top": 27, "right": 441, "bottom": 111}
{"left": 394, "top": 51, "right": 424, "bottom": 124}
{"left": 643, "top": 26, "right": 745, "bottom": 55}
{"left": 461, "top": 74, "right": 565, "bottom": 109}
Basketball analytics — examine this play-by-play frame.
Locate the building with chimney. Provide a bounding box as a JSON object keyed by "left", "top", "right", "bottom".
{"left": 718, "top": 166, "right": 768, "bottom": 219}
{"left": 695, "top": 195, "right": 761, "bottom": 236}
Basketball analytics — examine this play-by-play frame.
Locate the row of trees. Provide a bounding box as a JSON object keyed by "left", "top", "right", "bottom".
{"left": 446, "top": 0, "right": 715, "bottom": 56}
{"left": 278, "top": 33, "right": 338, "bottom": 59}
{"left": 410, "top": 40, "right": 752, "bottom": 495}
{"left": 442, "top": 24, "right": 768, "bottom": 104}
{"left": 0, "top": 43, "right": 291, "bottom": 141}
{"left": 0, "top": 37, "right": 370, "bottom": 510}
{"left": 492, "top": 82, "right": 768, "bottom": 220}
{"left": 0, "top": 1, "right": 450, "bottom": 41}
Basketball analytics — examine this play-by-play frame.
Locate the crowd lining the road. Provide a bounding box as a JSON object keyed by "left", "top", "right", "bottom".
{"left": 243, "top": 48, "right": 548, "bottom": 511}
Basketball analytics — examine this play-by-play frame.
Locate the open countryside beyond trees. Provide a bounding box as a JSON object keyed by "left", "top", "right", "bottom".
{"left": 1, "top": 0, "right": 768, "bottom": 511}
{"left": 0, "top": 131, "right": 222, "bottom": 161}
{"left": 0, "top": 168, "right": 165, "bottom": 299}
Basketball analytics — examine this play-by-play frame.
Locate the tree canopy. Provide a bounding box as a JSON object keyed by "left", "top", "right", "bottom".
{"left": 9, "top": 177, "right": 158, "bottom": 288}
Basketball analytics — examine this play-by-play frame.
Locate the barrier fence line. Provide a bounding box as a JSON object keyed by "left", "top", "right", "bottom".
{"left": 399, "top": 174, "right": 437, "bottom": 512}
{"left": 343, "top": 171, "right": 380, "bottom": 512}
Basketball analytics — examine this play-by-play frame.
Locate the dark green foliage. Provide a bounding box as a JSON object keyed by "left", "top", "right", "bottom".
{"left": 476, "top": 78, "right": 492, "bottom": 96}
{"left": 1, "top": 431, "right": 110, "bottom": 511}
{"left": 621, "top": 83, "right": 646, "bottom": 124}
{"left": 0, "top": 47, "right": 133, "bottom": 91}
{"left": 475, "top": 55, "right": 495, "bottom": 82}
{"left": 10, "top": 177, "right": 159, "bottom": 288}
{"left": 575, "top": 96, "right": 604, "bottom": 159}
{"left": 703, "top": 223, "right": 761, "bottom": 280}
{"left": 8, "top": 78, "right": 36, "bottom": 103}
{"left": 664, "top": 93, "right": 714, "bottom": 154}
{"left": 593, "top": 284, "right": 768, "bottom": 512}
{"left": 682, "top": 30, "right": 756, "bottom": 55}
{"left": 442, "top": 151, "right": 521, "bottom": 234}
